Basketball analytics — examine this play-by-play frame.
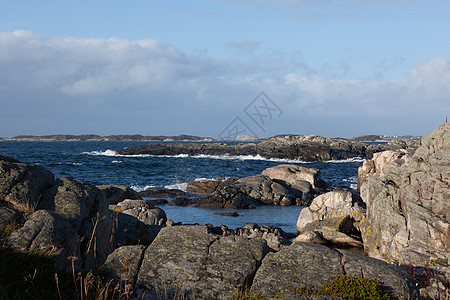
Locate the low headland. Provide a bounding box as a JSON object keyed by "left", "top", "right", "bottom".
{"left": 0, "top": 123, "right": 448, "bottom": 299}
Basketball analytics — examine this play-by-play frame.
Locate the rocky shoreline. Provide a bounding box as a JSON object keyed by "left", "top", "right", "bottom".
{"left": 117, "top": 135, "right": 419, "bottom": 162}
{"left": 1, "top": 123, "right": 448, "bottom": 299}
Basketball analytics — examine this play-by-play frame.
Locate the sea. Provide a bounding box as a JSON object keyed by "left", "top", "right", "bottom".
{"left": 0, "top": 141, "right": 364, "bottom": 234}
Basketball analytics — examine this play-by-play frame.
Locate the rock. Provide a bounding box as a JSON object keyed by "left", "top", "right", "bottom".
{"left": 357, "top": 149, "right": 413, "bottom": 190}
{"left": 186, "top": 179, "right": 219, "bottom": 193}
{"left": 97, "top": 185, "right": 142, "bottom": 204}
{"left": 138, "top": 187, "right": 187, "bottom": 198}
{"left": 251, "top": 242, "right": 416, "bottom": 298}
{"left": 296, "top": 190, "right": 366, "bottom": 234}
{"left": 36, "top": 177, "right": 113, "bottom": 270}
{"left": 0, "top": 203, "right": 22, "bottom": 235}
{"left": 168, "top": 196, "right": 199, "bottom": 207}
{"left": 262, "top": 164, "right": 327, "bottom": 190}
{"left": 110, "top": 199, "right": 166, "bottom": 247}
{"left": 296, "top": 217, "right": 363, "bottom": 247}
{"left": 186, "top": 177, "right": 238, "bottom": 194}
{"left": 6, "top": 210, "right": 81, "bottom": 270}
{"left": 100, "top": 245, "right": 146, "bottom": 285}
{"left": 117, "top": 135, "right": 417, "bottom": 162}
{"left": 136, "top": 225, "right": 270, "bottom": 299}
{"left": 196, "top": 175, "right": 313, "bottom": 209}
{"left": 359, "top": 122, "right": 450, "bottom": 276}
{"left": 214, "top": 212, "right": 239, "bottom": 217}
{"left": 0, "top": 155, "right": 54, "bottom": 212}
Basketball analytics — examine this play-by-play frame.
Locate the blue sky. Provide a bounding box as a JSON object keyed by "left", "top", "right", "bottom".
{"left": 1, "top": 0, "right": 449, "bottom": 138}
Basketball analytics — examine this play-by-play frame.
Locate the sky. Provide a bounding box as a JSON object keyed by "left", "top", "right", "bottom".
{"left": 0, "top": 0, "right": 449, "bottom": 139}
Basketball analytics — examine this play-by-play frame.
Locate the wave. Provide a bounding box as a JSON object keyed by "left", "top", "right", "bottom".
{"left": 130, "top": 184, "right": 156, "bottom": 192}
{"left": 82, "top": 149, "right": 364, "bottom": 164}
{"left": 164, "top": 182, "right": 188, "bottom": 191}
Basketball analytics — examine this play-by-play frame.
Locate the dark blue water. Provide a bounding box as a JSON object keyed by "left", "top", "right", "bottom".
{"left": 0, "top": 141, "right": 363, "bottom": 233}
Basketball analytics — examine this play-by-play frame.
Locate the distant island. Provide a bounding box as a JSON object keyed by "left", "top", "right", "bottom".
{"left": 0, "top": 134, "right": 215, "bottom": 142}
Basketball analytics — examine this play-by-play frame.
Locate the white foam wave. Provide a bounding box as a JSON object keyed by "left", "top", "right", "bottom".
{"left": 82, "top": 149, "right": 118, "bottom": 156}
{"left": 164, "top": 182, "right": 188, "bottom": 191}
{"left": 112, "top": 160, "right": 122, "bottom": 164}
{"left": 130, "top": 185, "right": 156, "bottom": 192}
{"left": 82, "top": 149, "right": 365, "bottom": 164}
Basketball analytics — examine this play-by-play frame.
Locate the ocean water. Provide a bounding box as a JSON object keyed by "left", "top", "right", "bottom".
{"left": 0, "top": 141, "right": 363, "bottom": 233}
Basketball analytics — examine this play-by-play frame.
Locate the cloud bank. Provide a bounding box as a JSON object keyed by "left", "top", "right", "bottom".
{"left": 0, "top": 30, "right": 448, "bottom": 137}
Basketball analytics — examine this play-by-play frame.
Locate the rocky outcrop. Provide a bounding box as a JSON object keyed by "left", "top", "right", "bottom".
{"left": 117, "top": 135, "right": 417, "bottom": 162}
{"left": 251, "top": 242, "right": 416, "bottom": 299}
{"left": 357, "top": 149, "right": 414, "bottom": 190}
{"left": 262, "top": 164, "right": 327, "bottom": 190}
{"left": 100, "top": 245, "right": 146, "bottom": 285}
{"left": 109, "top": 199, "right": 166, "bottom": 247}
{"left": 97, "top": 185, "right": 142, "bottom": 204}
{"left": 196, "top": 175, "right": 313, "bottom": 209}
{"left": 0, "top": 156, "right": 113, "bottom": 271}
{"left": 6, "top": 177, "right": 113, "bottom": 271}
{"left": 138, "top": 187, "right": 187, "bottom": 198}
{"left": 359, "top": 122, "right": 450, "bottom": 276}
{"left": 0, "top": 155, "right": 54, "bottom": 212}
{"left": 135, "top": 226, "right": 270, "bottom": 299}
{"left": 295, "top": 190, "right": 366, "bottom": 247}
{"left": 186, "top": 177, "right": 238, "bottom": 194}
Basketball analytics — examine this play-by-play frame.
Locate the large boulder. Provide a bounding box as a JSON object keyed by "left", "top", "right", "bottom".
{"left": 100, "top": 245, "right": 146, "bottom": 285}
{"left": 6, "top": 210, "right": 81, "bottom": 270}
{"left": 262, "top": 164, "right": 327, "bottom": 190}
{"left": 196, "top": 175, "right": 313, "bottom": 209}
{"left": 251, "top": 242, "right": 416, "bottom": 299}
{"left": 109, "top": 199, "right": 165, "bottom": 247}
{"left": 186, "top": 177, "right": 238, "bottom": 194}
{"left": 0, "top": 155, "right": 54, "bottom": 212}
{"left": 296, "top": 190, "right": 366, "bottom": 233}
{"left": 357, "top": 149, "right": 413, "bottom": 190}
{"left": 360, "top": 122, "right": 450, "bottom": 276}
{"left": 6, "top": 177, "right": 113, "bottom": 271}
{"left": 135, "top": 225, "right": 269, "bottom": 299}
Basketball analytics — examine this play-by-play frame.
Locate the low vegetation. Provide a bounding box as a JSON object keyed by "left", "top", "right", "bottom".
{"left": 233, "top": 275, "right": 398, "bottom": 300}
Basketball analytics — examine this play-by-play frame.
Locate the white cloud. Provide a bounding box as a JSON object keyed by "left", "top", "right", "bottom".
{"left": 0, "top": 30, "right": 448, "bottom": 137}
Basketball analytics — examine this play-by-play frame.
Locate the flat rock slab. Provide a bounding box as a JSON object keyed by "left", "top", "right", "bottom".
{"left": 251, "top": 241, "right": 416, "bottom": 299}
{"left": 136, "top": 225, "right": 269, "bottom": 299}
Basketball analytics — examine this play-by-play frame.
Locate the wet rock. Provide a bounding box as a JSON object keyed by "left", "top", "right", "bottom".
{"left": 359, "top": 122, "right": 450, "bottom": 277}
{"left": 186, "top": 177, "right": 238, "bottom": 194}
{"left": 0, "top": 155, "right": 54, "bottom": 212}
{"left": 196, "top": 175, "right": 313, "bottom": 209}
{"left": 215, "top": 212, "right": 239, "bottom": 217}
{"left": 97, "top": 185, "right": 142, "bottom": 204}
{"left": 138, "top": 187, "right": 188, "bottom": 198}
{"left": 168, "top": 196, "right": 199, "bottom": 207}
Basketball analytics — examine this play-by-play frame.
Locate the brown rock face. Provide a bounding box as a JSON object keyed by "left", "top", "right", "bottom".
{"left": 262, "top": 164, "right": 326, "bottom": 190}
{"left": 360, "top": 122, "right": 450, "bottom": 276}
